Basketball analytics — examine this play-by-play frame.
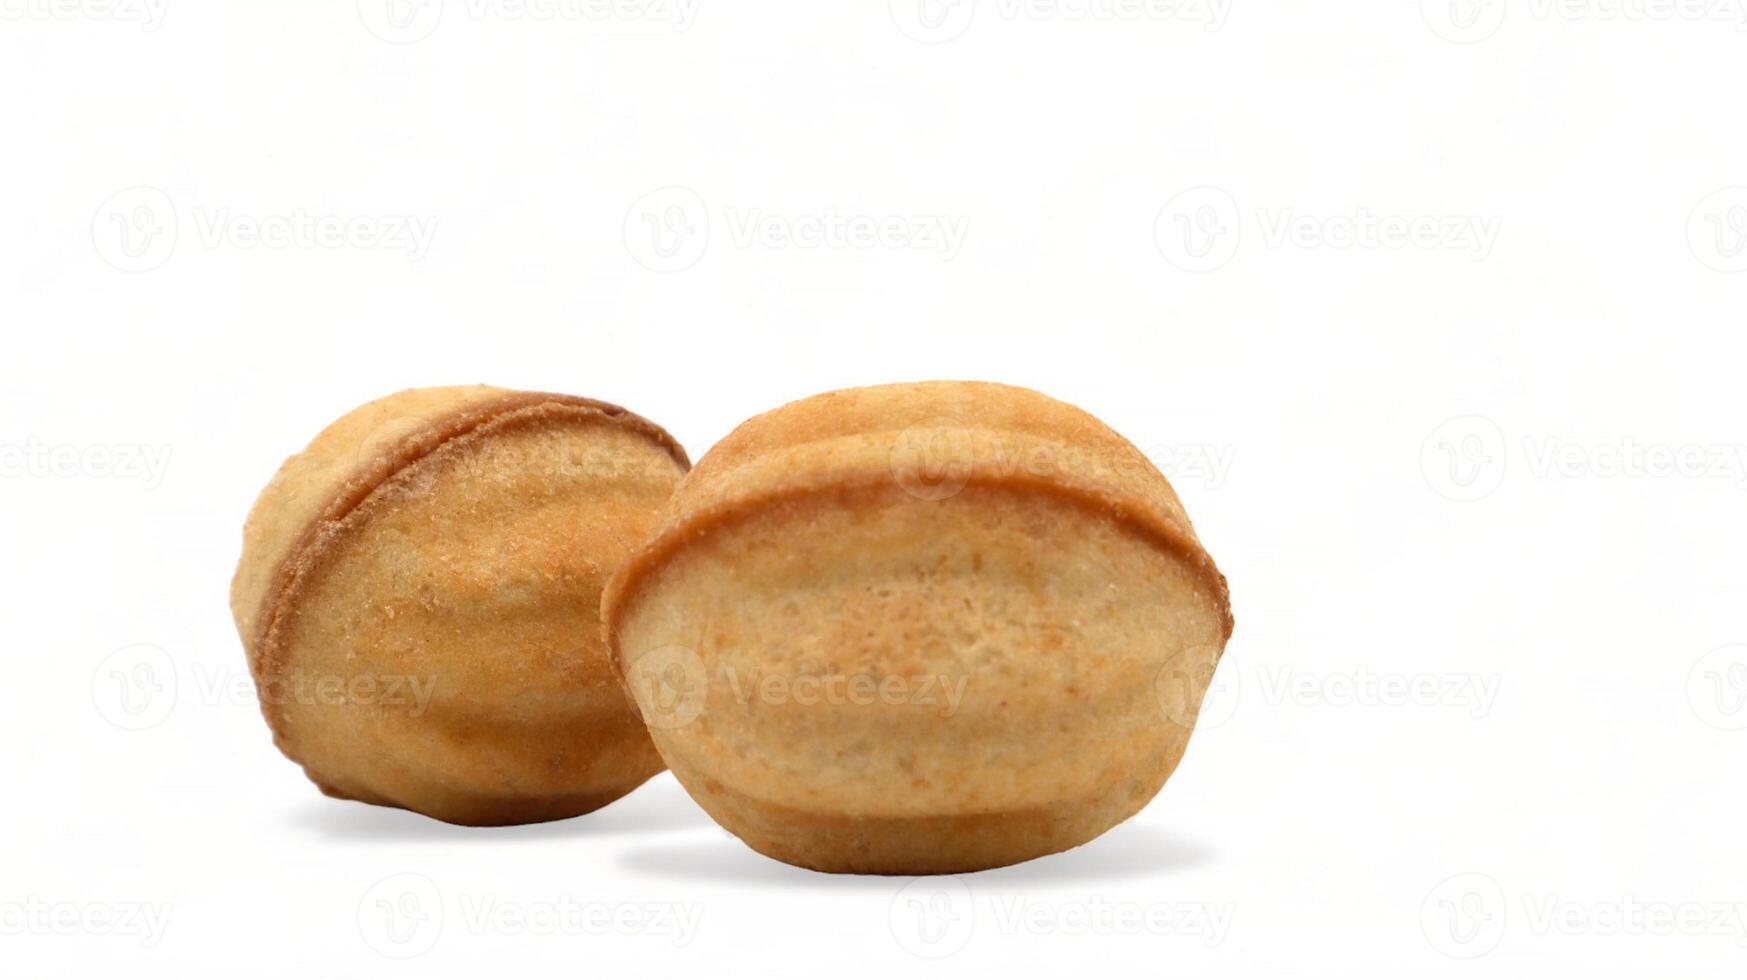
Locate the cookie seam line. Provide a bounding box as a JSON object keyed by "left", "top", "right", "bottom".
{"left": 602, "top": 467, "right": 1234, "bottom": 684}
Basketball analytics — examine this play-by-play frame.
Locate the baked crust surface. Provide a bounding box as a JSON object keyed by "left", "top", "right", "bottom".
{"left": 232, "top": 385, "right": 688, "bottom": 825}
{"left": 603, "top": 381, "right": 1231, "bottom": 872}
{"left": 604, "top": 380, "right": 1230, "bottom": 643}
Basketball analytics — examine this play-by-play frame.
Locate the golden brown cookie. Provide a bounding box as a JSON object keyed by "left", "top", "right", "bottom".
{"left": 603, "top": 381, "right": 1232, "bottom": 873}
{"left": 231, "top": 385, "right": 689, "bottom": 825}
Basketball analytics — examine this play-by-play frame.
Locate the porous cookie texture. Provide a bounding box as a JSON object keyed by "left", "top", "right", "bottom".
{"left": 231, "top": 385, "right": 689, "bottom": 826}
{"left": 603, "top": 381, "right": 1233, "bottom": 873}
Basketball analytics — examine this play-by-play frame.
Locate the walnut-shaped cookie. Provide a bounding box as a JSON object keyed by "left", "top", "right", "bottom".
{"left": 604, "top": 381, "right": 1231, "bottom": 872}
{"left": 232, "top": 385, "right": 688, "bottom": 825}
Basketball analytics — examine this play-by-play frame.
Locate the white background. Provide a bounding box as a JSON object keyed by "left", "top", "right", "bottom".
{"left": 3, "top": 0, "right": 1745, "bottom": 976}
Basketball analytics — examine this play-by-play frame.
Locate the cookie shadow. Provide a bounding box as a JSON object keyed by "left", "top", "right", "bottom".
{"left": 616, "top": 818, "right": 1218, "bottom": 889}
{"left": 288, "top": 773, "right": 713, "bottom": 841}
